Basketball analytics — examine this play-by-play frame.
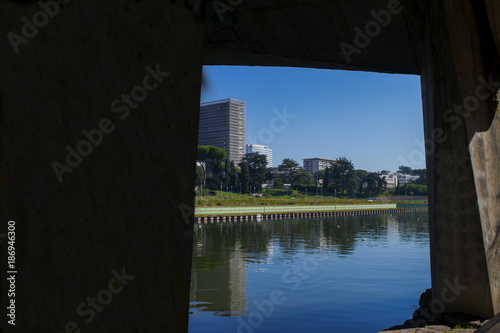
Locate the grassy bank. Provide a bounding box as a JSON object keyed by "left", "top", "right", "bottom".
{"left": 195, "top": 204, "right": 400, "bottom": 217}
{"left": 195, "top": 190, "right": 427, "bottom": 208}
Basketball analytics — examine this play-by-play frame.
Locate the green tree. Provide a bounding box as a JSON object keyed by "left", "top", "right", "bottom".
{"left": 242, "top": 153, "right": 268, "bottom": 190}
{"left": 229, "top": 161, "right": 237, "bottom": 189}
{"left": 239, "top": 161, "right": 250, "bottom": 194}
{"left": 213, "top": 160, "right": 222, "bottom": 176}
{"left": 197, "top": 145, "right": 227, "bottom": 187}
{"left": 290, "top": 169, "right": 312, "bottom": 186}
{"left": 197, "top": 145, "right": 226, "bottom": 162}
{"left": 195, "top": 164, "right": 204, "bottom": 186}
{"left": 279, "top": 158, "right": 299, "bottom": 170}
{"left": 354, "top": 169, "right": 367, "bottom": 185}
{"left": 278, "top": 158, "right": 302, "bottom": 186}
{"left": 405, "top": 184, "right": 427, "bottom": 195}
{"left": 197, "top": 146, "right": 210, "bottom": 161}
{"left": 206, "top": 159, "right": 224, "bottom": 190}
{"left": 354, "top": 170, "right": 368, "bottom": 194}
{"left": 364, "top": 172, "right": 384, "bottom": 196}
{"left": 224, "top": 159, "right": 231, "bottom": 188}
{"left": 298, "top": 170, "right": 314, "bottom": 186}
{"left": 210, "top": 146, "right": 227, "bottom": 161}
{"left": 332, "top": 157, "right": 355, "bottom": 195}
{"left": 323, "top": 167, "right": 330, "bottom": 192}
{"left": 274, "top": 178, "right": 284, "bottom": 189}
{"left": 398, "top": 165, "right": 413, "bottom": 175}
{"left": 265, "top": 167, "right": 274, "bottom": 181}
{"left": 411, "top": 168, "right": 427, "bottom": 186}
{"left": 379, "top": 176, "right": 387, "bottom": 192}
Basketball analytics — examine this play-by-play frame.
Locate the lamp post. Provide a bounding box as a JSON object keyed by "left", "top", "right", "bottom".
{"left": 220, "top": 182, "right": 222, "bottom": 200}
{"left": 199, "top": 161, "right": 206, "bottom": 200}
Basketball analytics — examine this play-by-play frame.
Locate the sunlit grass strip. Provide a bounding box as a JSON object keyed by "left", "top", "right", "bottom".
{"left": 194, "top": 204, "right": 397, "bottom": 217}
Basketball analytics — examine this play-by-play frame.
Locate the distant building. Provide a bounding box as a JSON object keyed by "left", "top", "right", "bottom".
{"left": 380, "top": 172, "right": 398, "bottom": 188}
{"left": 198, "top": 98, "right": 246, "bottom": 165}
{"left": 303, "top": 158, "right": 337, "bottom": 174}
{"left": 246, "top": 144, "right": 273, "bottom": 167}
{"left": 377, "top": 171, "right": 420, "bottom": 188}
{"left": 396, "top": 173, "right": 420, "bottom": 185}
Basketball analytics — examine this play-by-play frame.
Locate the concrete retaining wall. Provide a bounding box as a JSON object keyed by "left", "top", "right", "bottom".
{"left": 194, "top": 208, "right": 428, "bottom": 223}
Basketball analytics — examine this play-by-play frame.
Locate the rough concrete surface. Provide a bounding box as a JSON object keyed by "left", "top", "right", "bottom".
{"left": 0, "top": 0, "right": 204, "bottom": 331}
{"left": 0, "top": 0, "right": 499, "bottom": 331}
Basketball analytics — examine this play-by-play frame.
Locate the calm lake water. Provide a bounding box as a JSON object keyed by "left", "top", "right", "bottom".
{"left": 189, "top": 212, "right": 430, "bottom": 333}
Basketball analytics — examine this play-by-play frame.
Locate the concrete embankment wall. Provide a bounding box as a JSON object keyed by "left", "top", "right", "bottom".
{"left": 194, "top": 206, "right": 428, "bottom": 224}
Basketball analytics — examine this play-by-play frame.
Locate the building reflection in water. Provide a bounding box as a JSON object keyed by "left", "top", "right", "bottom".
{"left": 190, "top": 233, "right": 248, "bottom": 316}
{"left": 189, "top": 213, "right": 429, "bottom": 317}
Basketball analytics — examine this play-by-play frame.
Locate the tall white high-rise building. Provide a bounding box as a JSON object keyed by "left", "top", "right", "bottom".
{"left": 246, "top": 144, "right": 273, "bottom": 167}
{"left": 198, "top": 98, "right": 246, "bottom": 164}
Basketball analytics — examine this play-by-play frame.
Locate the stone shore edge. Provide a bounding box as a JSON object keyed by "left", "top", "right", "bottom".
{"left": 194, "top": 208, "right": 428, "bottom": 223}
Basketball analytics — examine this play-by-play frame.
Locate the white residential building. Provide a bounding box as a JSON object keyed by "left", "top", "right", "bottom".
{"left": 377, "top": 171, "right": 421, "bottom": 188}
{"left": 397, "top": 173, "right": 420, "bottom": 185}
{"left": 246, "top": 144, "right": 273, "bottom": 167}
{"left": 380, "top": 173, "right": 399, "bottom": 188}
{"left": 303, "top": 158, "right": 336, "bottom": 174}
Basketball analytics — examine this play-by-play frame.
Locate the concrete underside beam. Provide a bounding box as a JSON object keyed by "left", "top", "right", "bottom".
{"left": 204, "top": 0, "right": 428, "bottom": 74}
{"left": 0, "top": 1, "right": 204, "bottom": 331}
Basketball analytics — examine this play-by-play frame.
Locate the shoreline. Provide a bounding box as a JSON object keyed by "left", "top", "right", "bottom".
{"left": 194, "top": 204, "right": 428, "bottom": 223}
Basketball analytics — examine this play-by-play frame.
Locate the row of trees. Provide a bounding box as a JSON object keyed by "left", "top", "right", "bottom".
{"left": 196, "top": 146, "right": 425, "bottom": 197}
{"left": 196, "top": 145, "right": 238, "bottom": 191}
{"left": 318, "top": 158, "right": 386, "bottom": 196}
{"left": 195, "top": 147, "right": 267, "bottom": 194}
{"left": 274, "top": 157, "right": 386, "bottom": 196}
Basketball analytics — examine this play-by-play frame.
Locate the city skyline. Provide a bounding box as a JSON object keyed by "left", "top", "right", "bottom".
{"left": 201, "top": 66, "right": 425, "bottom": 173}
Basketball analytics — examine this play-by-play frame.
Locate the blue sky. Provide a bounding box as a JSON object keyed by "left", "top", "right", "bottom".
{"left": 200, "top": 66, "right": 425, "bottom": 172}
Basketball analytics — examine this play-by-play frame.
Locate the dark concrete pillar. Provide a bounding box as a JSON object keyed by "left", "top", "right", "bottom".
{"left": 0, "top": 1, "right": 203, "bottom": 331}
{"left": 421, "top": 0, "right": 500, "bottom": 318}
